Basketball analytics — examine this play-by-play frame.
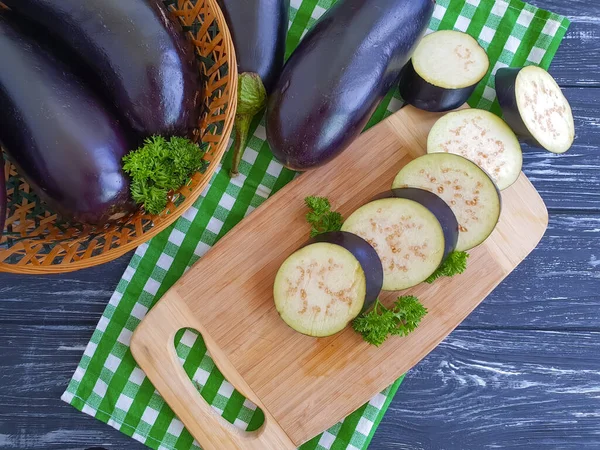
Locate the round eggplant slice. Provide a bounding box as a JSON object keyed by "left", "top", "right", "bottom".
{"left": 311, "top": 232, "right": 383, "bottom": 311}
{"left": 496, "top": 66, "right": 574, "bottom": 154}
{"left": 374, "top": 188, "right": 459, "bottom": 261}
{"left": 274, "top": 234, "right": 381, "bottom": 338}
{"left": 393, "top": 153, "right": 501, "bottom": 252}
{"left": 341, "top": 198, "right": 445, "bottom": 291}
{"left": 399, "top": 30, "right": 489, "bottom": 112}
{"left": 427, "top": 109, "right": 522, "bottom": 190}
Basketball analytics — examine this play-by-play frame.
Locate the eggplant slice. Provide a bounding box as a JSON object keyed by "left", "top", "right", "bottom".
{"left": 274, "top": 242, "right": 368, "bottom": 337}
{"left": 399, "top": 30, "right": 489, "bottom": 112}
{"left": 427, "top": 109, "right": 522, "bottom": 190}
{"left": 496, "top": 66, "right": 574, "bottom": 154}
{"left": 311, "top": 231, "right": 384, "bottom": 311}
{"left": 393, "top": 153, "right": 501, "bottom": 252}
{"left": 341, "top": 198, "right": 445, "bottom": 291}
{"left": 375, "top": 188, "right": 459, "bottom": 261}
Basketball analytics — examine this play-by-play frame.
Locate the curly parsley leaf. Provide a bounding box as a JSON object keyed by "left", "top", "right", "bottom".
{"left": 304, "top": 196, "right": 343, "bottom": 238}
{"left": 352, "top": 300, "right": 397, "bottom": 347}
{"left": 353, "top": 296, "right": 428, "bottom": 346}
{"left": 123, "top": 136, "right": 208, "bottom": 215}
{"left": 425, "top": 251, "right": 469, "bottom": 284}
{"left": 389, "top": 295, "right": 428, "bottom": 337}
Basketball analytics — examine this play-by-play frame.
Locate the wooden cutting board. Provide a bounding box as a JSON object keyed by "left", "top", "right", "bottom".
{"left": 131, "top": 106, "right": 548, "bottom": 450}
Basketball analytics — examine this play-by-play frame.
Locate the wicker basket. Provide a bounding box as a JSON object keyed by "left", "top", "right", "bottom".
{"left": 0, "top": 0, "right": 237, "bottom": 274}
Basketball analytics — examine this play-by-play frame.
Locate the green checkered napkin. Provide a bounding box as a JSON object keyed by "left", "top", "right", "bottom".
{"left": 62, "top": 0, "right": 569, "bottom": 448}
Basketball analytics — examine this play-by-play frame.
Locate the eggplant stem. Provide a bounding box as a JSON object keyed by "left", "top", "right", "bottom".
{"left": 230, "top": 115, "right": 251, "bottom": 178}
{"left": 229, "top": 72, "right": 268, "bottom": 178}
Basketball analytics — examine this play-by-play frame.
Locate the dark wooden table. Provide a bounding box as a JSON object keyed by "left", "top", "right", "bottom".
{"left": 1, "top": 1, "right": 599, "bottom": 448}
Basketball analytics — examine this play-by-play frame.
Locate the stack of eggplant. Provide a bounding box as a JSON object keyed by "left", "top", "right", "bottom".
{"left": 229, "top": 0, "right": 573, "bottom": 174}
{"left": 265, "top": 5, "right": 575, "bottom": 341}
{"left": 275, "top": 152, "right": 502, "bottom": 338}
{"left": 1, "top": 0, "right": 576, "bottom": 244}
{"left": 0, "top": 0, "right": 202, "bottom": 238}
{"left": 398, "top": 29, "right": 574, "bottom": 190}
{"left": 266, "top": 24, "right": 574, "bottom": 172}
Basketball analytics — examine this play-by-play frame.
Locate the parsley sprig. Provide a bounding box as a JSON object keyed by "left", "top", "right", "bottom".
{"left": 123, "top": 136, "right": 208, "bottom": 215}
{"left": 425, "top": 251, "right": 469, "bottom": 283}
{"left": 304, "top": 196, "right": 343, "bottom": 237}
{"left": 353, "top": 296, "right": 428, "bottom": 346}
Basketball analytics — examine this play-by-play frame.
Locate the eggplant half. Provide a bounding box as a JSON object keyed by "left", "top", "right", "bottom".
{"left": 266, "top": 0, "right": 434, "bottom": 171}
{"left": 393, "top": 153, "right": 501, "bottom": 252}
{"left": 341, "top": 198, "right": 446, "bottom": 291}
{"left": 399, "top": 30, "right": 490, "bottom": 112}
{"left": 217, "top": 0, "right": 289, "bottom": 177}
{"left": 3, "top": 0, "right": 202, "bottom": 139}
{"left": 427, "top": 109, "right": 522, "bottom": 190}
{"left": 0, "top": 157, "right": 6, "bottom": 240}
{"left": 374, "top": 188, "right": 459, "bottom": 261}
{"left": 274, "top": 231, "right": 383, "bottom": 337}
{"left": 0, "top": 15, "right": 133, "bottom": 225}
{"left": 496, "top": 66, "right": 575, "bottom": 154}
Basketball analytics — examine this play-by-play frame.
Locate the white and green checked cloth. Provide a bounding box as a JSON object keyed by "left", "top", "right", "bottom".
{"left": 62, "top": 0, "right": 569, "bottom": 448}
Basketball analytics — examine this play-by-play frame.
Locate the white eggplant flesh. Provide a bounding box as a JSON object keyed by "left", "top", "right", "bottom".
{"left": 342, "top": 198, "right": 445, "bottom": 291}
{"left": 393, "top": 153, "right": 501, "bottom": 252}
{"left": 427, "top": 108, "right": 522, "bottom": 190}
{"left": 274, "top": 242, "right": 367, "bottom": 337}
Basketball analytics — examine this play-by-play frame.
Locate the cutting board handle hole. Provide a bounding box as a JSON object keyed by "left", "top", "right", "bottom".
{"left": 174, "top": 327, "right": 265, "bottom": 431}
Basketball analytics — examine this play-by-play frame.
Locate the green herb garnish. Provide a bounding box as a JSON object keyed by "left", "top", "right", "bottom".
{"left": 304, "top": 196, "right": 343, "bottom": 238}
{"left": 425, "top": 251, "right": 469, "bottom": 284}
{"left": 123, "top": 136, "right": 208, "bottom": 215}
{"left": 353, "top": 296, "right": 428, "bottom": 346}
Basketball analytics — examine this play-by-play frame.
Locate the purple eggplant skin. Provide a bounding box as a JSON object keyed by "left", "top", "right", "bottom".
{"left": 495, "top": 67, "right": 544, "bottom": 148}
{"left": 374, "top": 188, "right": 459, "bottom": 261}
{"left": 398, "top": 60, "right": 477, "bottom": 113}
{"left": 0, "top": 156, "right": 6, "bottom": 240}
{"left": 310, "top": 231, "right": 383, "bottom": 312}
{"left": 0, "top": 15, "right": 134, "bottom": 225}
{"left": 3, "top": 0, "right": 202, "bottom": 139}
{"left": 266, "top": 0, "right": 435, "bottom": 171}
{"left": 217, "top": 0, "right": 288, "bottom": 94}
{"left": 216, "top": 0, "right": 289, "bottom": 177}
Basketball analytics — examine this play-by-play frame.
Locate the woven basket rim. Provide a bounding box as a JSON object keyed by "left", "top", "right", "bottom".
{"left": 0, "top": 0, "right": 238, "bottom": 274}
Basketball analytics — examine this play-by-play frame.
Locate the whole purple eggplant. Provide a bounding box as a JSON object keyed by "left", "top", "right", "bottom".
{"left": 0, "top": 155, "right": 6, "bottom": 240}
{"left": 266, "top": 0, "right": 435, "bottom": 171}
{"left": 3, "top": 0, "right": 202, "bottom": 139}
{"left": 216, "top": 0, "right": 289, "bottom": 177}
{"left": 0, "top": 14, "right": 134, "bottom": 225}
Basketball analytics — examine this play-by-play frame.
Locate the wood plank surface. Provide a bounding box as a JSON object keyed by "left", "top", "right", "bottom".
{"left": 3, "top": 326, "right": 600, "bottom": 449}
{"left": 523, "top": 88, "right": 600, "bottom": 211}
{"left": 1, "top": 0, "right": 599, "bottom": 448}
{"left": 369, "top": 329, "right": 600, "bottom": 450}
{"left": 542, "top": 0, "right": 600, "bottom": 87}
